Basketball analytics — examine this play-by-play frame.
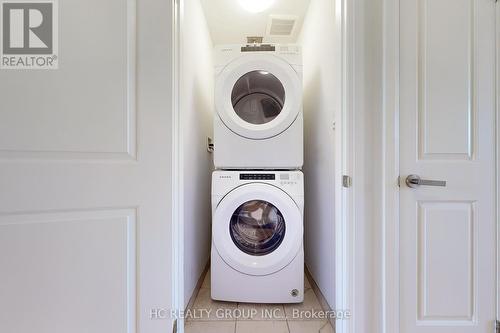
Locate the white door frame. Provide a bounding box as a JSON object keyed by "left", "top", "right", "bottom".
{"left": 171, "top": 0, "right": 184, "bottom": 332}
{"left": 169, "top": 0, "right": 358, "bottom": 332}
{"left": 335, "top": 0, "right": 356, "bottom": 331}
{"left": 381, "top": 1, "right": 499, "bottom": 332}
{"left": 496, "top": 1, "right": 500, "bottom": 327}
{"left": 381, "top": 0, "right": 401, "bottom": 330}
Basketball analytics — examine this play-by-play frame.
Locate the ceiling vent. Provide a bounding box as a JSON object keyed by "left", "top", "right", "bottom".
{"left": 266, "top": 15, "right": 298, "bottom": 37}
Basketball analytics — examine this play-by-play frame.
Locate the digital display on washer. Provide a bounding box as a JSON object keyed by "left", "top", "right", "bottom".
{"left": 240, "top": 173, "right": 275, "bottom": 180}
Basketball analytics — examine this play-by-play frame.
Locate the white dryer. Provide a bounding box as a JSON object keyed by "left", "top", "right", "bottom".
{"left": 214, "top": 44, "right": 303, "bottom": 169}
{"left": 211, "top": 170, "right": 304, "bottom": 303}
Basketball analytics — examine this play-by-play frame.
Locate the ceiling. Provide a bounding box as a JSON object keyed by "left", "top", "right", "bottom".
{"left": 200, "top": 0, "right": 311, "bottom": 45}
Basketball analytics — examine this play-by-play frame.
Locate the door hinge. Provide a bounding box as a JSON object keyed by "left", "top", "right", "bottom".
{"left": 495, "top": 320, "right": 500, "bottom": 333}
{"left": 342, "top": 175, "right": 352, "bottom": 188}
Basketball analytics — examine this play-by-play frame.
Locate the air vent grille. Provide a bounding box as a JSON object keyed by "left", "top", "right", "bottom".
{"left": 267, "top": 15, "right": 297, "bottom": 37}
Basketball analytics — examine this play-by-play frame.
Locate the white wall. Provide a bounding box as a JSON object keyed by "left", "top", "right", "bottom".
{"left": 299, "top": 0, "right": 339, "bottom": 309}
{"left": 182, "top": 0, "right": 215, "bottom": 306}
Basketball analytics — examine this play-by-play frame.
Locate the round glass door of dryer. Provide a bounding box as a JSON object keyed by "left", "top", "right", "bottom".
{"left": 215, "top": 54, "right": 302, "bottom": 140}
{"left": 231, "top": 71, "right": 285, "bottom": 125}
{"left": 229, "top": 199, "right": 286, "bottom": 256}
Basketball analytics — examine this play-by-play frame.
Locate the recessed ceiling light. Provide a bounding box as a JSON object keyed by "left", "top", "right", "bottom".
{"left": 239, "top": 0, "right": 275, "bottom": 13}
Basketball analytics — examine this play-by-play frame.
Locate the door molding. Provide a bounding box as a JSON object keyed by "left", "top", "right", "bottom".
{"left": 335, "top": 0, "right": 356, "bottom": 331}
{"left": 496, "top": 1, "right": 499, "bottom": 326}
{"left": 171, "top": 0, "right": 184, "bottom": 332}
{"left": 381, "top": 0, "right": 401, "bottom": 331}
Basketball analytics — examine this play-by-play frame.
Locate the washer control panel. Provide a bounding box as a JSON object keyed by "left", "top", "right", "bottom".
{"left": 239, "top": 173, "right": 275, "bottom": 180}
{"left": 213, "top": 170, "right": 303, "bottom": 199}
{"left": 279, "top": 172, "right": 300, "bottom": 186}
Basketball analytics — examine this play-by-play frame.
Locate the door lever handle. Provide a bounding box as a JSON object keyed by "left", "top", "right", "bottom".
{"left": 405, "top": 174, "right": 446, "bottom": 188}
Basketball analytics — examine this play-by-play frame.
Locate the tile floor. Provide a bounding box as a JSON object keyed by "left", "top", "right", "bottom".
{"left": 185, "top": 270, "right": 334, "bottom": 333}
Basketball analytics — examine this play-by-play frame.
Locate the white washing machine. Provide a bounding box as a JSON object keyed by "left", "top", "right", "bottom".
{"left": 211, "top": 170, "right": 304, "bottom": 303}
{"left": 214, "top": 44, "right": 303, "bottom": 169}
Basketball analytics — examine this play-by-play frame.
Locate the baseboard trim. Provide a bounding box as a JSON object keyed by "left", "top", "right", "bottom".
{"left": 305, "top": 265, "right": 336, "bottom": 330}
{"left": 185, "top": 260, "right": 210, "bottom": 311}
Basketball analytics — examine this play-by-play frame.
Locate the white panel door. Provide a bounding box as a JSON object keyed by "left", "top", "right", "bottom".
{"left": 399, "top": 0, "right": 496, "bottom": 332}
{"left": 0, "top": 0, "right": 174, "bottom": 333}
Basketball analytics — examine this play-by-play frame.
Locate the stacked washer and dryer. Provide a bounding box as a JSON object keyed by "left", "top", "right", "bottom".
{"left": 211, "top": 44, "right": 305, "bottom": 303}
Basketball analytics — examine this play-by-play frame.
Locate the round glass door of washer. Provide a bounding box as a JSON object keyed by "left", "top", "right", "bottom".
{"left": 229, "top": 199, "right": 286, "bottom": 256}
{"left": 212, "top": 183, "right": 303, "bottom": 275}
